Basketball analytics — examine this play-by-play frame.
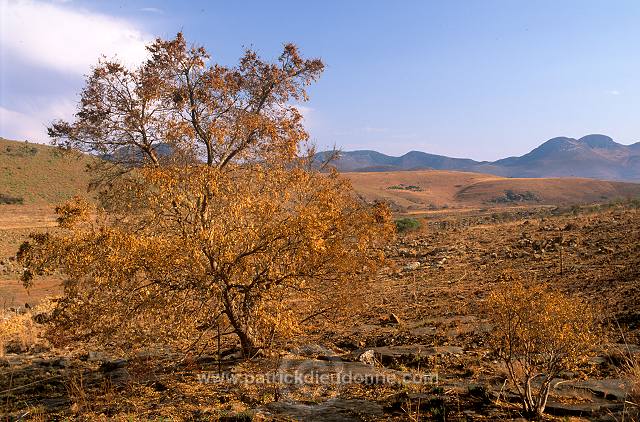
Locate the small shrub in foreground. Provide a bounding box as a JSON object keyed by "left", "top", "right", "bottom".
{"left": 486, "top": 273, "right": 599, "bottom": 419}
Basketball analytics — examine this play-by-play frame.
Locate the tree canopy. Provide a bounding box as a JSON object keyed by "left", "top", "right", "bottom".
{"left": 21, "top": 34, "right": 393, "bottom": 356}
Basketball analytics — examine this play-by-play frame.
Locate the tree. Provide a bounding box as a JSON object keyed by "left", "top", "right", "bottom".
{"left": 486, "top": 273, "right": 599, "bottom": 419}
{"left": 20, "top": 34, "right": 393, "bottom": 357}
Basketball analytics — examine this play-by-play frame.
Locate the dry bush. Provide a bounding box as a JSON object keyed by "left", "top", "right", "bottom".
{"left": 0, "top": 299, "right": 53, "bottom": 355}
{"left": 18, "top": 33, "right": 394, "bottom": 358}
{"left": 486, "top": 273, "right": 599, "bottom": 419}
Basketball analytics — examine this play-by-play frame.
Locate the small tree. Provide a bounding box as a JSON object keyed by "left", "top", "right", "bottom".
{"left": 486, "top": 273, "right": 599, "bottom": 419}
{"left": 19, "top": 34, "right": 394, "bottom": 357}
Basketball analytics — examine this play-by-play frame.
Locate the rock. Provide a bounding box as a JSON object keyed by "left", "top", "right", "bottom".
{"left": 349, "top": 344, "right": 463, "bottom": 367}
{"left": 587, "top": 356, "right": 607, "bottom": 365}
{"left": 545, "top": 400, "right": 624, "bottom": 417}
{"left": 403, "top": 261, "right": 421, "bottom": 271}
{"left": 407, "top": 325, "right": 436, "bottom": 337}
{"left": 100, "top": 358, "right": 127, "bottom": 372}
{"left": 84, "top": 350, "right": 109, "bottom": 362}
{"left": 100, "top": 359, "right": 130, "bottom": 386}
{"left": 389, "top": 313, "right": 401, "bottom": 325}
{"left": 51, "top": 357, "right": 71, "bottom": 368}
{"left": 380, "top": 313, "right": 401, "bottom": 325}
{"left": 34, "top": 357, "right": 69, "bottom": 368}
{"left": 222, "top": 350, "right": 243, "bottom": 361}
{"left": 264, "top": 399, "right": 384, "bottom": 422}
{"left": 358, "top": 350, "right": 376, "bottom": 366}
{"left": 292, "top": 343, "right": 336, "bottom": 357}
{"left": 387, "top": 392, "right": 448, "bottom": 412}
{"left": 555, "top": 378, "right": 630, "bottom": 402}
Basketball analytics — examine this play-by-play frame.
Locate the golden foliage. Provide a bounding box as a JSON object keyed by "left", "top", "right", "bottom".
{"left": 22, "top": 33, "right": 393, "bottom": 358}
{"left": 21, "top": 164, "right": 392, "bottom": 356}
{"left": 486, "top": 272, "right": 599, "bottom": 418}
{"left": 54, "top": 196, "right": 91, "bottom": 228}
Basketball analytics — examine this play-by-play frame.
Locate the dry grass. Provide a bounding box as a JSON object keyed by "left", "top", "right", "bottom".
{"left": 0, "top": 298, "right": 54, "bottom": 356}
{"left": 345, "top": 169, "right": 640, "bottom": 212}
{"left": 0, "top": 137, "right": 93, "bottom": 205}
{"left": 0, "top": 200, "right": 638, "bottom": 420}
{"left": 627, "top": 356, "right": 640, "bottom": 409}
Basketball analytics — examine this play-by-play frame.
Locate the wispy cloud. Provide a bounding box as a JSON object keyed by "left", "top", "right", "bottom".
{"left": 605, "top": 89, "right": 621, "bottom": 96}
{"left": 1, "top": 0, "right": 152, "bottom": 75}
{"left": 140, "top": 7, "right": 163, "bottom": 14}
{"left": 294, "top": 104, "right": 314, "bottom": 119}
{"left": 333, "top": 126, "right": 389, "bottom": 136}
{"left": 363, "top": 126, "right": 388, "bottom": 133}
{"left": 0, "top": 99, "right": 76, "bottom": 142}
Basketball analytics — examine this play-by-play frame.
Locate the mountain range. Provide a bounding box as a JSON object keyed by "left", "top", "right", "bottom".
{"left": 317, "top": 134, "right": 640, "bottom": 181}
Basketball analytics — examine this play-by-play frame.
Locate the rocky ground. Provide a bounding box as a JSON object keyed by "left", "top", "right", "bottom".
{"left": 1, "top": 203, "right": 639, "bottom": 420}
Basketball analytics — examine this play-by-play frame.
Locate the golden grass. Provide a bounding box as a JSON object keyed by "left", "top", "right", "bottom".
{"left": 0, "top": 137, "right": 93, "bottom": 205}
{"left": 0, "top": 298, "right": 54, "bottom": 356}
{"left": 345, "top": 169, "right": 640, "bottom": 211}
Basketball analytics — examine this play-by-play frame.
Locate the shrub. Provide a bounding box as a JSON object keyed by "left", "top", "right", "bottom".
{"left": 0, "top": 299, "right": 54, "bottom": 356}
{"left": 395, "top": 217, "right": 421, "bottom": 233}
{"left": 486, "top": 273, "right": 599, "bottom": 419}
{"left": 489, "top": 190, "right": 540, "bottom": 204}
{"left": 0, "top": 193, "right": 24, "bottom": 205}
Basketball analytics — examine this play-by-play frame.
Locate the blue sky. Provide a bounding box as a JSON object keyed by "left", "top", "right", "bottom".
{"left": 1, "top": 0, "right": 640, "bottom": 160}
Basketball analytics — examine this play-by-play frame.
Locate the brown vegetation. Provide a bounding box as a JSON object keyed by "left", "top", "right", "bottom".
{"left": 346, "top": 169, "right": 640, "bottom": 211}
{"left": 2, "top": 202, "right": 640, "bottom": 420}
{"left": 18, "top": 33, "right": 393, "bottom": 358}
{"left": 486, "top": 274, "right": 599, "bottom": 418}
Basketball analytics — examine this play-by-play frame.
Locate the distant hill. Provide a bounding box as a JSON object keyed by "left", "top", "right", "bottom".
{"left": 0, "top": 137, "right": 93, "bottom": 205}
{"left": 318, "top": 134, "right": 640, "bottom": 181}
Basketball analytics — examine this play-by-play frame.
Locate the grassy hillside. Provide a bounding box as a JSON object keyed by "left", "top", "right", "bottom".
{"left": 0, "top": 137, "right": 93, "bottom": 205}
{"left": 2, "top": 135, "right": 639, "bottom": 211}
{"left": 345, "top": 169, "right": 640, "bottom": 211}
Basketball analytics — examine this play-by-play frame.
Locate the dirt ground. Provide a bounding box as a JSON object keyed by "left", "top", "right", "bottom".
{"left": 1, "top": 202, "right": 639, "bottom": 420}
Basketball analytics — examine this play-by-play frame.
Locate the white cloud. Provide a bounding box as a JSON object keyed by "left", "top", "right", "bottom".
{"left": 0, "top": 0, "right": 152, "bottom": 75}
{"left": 606, "top": 89, "right": 621, "bottom": 96}
{"left": 0, "top": 98, "right": 75, "bottom": 142}
{"left": 0, "top": 106, "right": 44, "bottom": 141}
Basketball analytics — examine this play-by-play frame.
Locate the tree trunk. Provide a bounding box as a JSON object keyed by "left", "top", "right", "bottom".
{"left": 236, "top": 328, "right": 259, "bottom": 358}
{"left": 222, "top": 304, "right": 259, "bottom": 358}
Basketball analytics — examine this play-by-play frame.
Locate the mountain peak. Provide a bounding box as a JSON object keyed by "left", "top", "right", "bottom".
{"left": 578, "top": 134, "right": 619, "bottom": 149}
{"left": 522, "top": 137, "right": 578, "bottom": 158}
{"left": 315, "top": 134, "right": 640, "bottom": 181}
